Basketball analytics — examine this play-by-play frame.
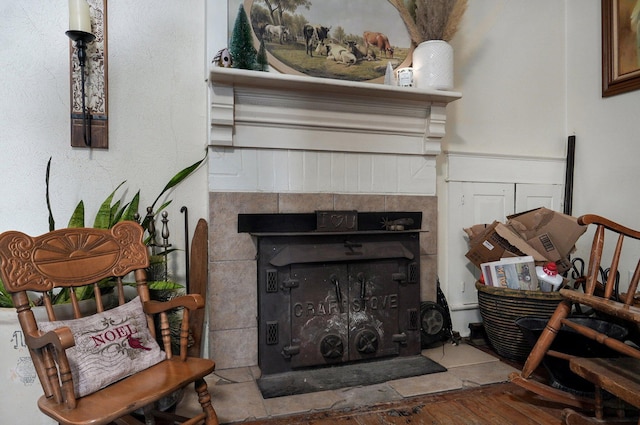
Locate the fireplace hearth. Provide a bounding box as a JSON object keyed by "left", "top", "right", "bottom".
{"left": 239, "top": 211, "right": 423, "bottom": 376}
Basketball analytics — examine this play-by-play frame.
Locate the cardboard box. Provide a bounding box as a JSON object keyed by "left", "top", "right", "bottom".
{"left": 465, "top": 208, "right": 588, "bottom": 273}
{"left": 506, "top": 207, "right": 587, "bottom": 259}
{"left": 465, "top": 221, "right": 547, "bottom": 268}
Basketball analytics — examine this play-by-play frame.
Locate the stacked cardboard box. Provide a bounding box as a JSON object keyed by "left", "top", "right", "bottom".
{"left": 465, "top": 207, "right": 587, "bottom": 274}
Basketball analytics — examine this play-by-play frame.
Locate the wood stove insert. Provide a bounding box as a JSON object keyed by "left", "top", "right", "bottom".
{"left": 239, "top": 211, "right": 423, "bottom": 375}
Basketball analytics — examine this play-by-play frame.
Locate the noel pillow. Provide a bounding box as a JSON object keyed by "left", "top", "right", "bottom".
{"left": 38, "top": 296, "right": 166, "bottom": 397}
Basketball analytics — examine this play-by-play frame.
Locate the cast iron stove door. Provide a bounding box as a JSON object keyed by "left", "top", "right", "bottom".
{"left": 290, "top": 263, "right": 349, "bottom": 368}
{"left": 348, "top": 260, "right": 401, "bottom": 361}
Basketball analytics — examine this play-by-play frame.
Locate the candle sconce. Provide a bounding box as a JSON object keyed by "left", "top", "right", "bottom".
{"left": 67, "top": 0, "right": 108, "bottom": 149}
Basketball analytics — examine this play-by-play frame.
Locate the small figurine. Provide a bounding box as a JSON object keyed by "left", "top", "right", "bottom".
{"left": 213, "top": 48, "right": 233, "bottom": 68}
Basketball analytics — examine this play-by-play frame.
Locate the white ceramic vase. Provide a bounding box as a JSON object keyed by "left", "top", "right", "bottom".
{"left": 412, "top": 40, "right": 454, "bottom": 90}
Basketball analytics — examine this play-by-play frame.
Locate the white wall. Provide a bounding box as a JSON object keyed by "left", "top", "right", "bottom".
{"left": 446, "top": 0, "right": 567, "bottom": 157}
{"left": 0, "top": 1, "right": 209, "bottom": 280}
{"left": 567, "top": 0, "right": 640, "bottom": 274}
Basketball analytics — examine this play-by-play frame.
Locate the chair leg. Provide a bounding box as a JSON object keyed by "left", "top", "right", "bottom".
{"left": 511, "top": 300, "right": 597, "bottom": 410}
{"left": 520, "top": 299, "right": 572, "bottom": 378}
{"left": 194, "top": 378, "right": 219, "bottom": 425}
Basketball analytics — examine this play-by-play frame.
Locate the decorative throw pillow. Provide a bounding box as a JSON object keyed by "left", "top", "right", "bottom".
{"left": 38, "top": 296, "right": 166, "bottom": 397}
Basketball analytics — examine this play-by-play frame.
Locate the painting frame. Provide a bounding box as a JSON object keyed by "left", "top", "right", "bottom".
{"left": 234, "top": 0, "right": 414, "bottom": 83}
{"left": 602, "top": 0, "right": 640, "bottom": 97}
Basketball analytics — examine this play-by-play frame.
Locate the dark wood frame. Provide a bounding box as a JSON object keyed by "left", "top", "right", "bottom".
{"left": 602, "top": 0, "right": 640, "bottom": 97}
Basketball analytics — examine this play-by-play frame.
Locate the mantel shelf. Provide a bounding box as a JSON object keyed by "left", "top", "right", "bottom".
{"left": 208, "top": 67, "right": 461, "bottom": 156}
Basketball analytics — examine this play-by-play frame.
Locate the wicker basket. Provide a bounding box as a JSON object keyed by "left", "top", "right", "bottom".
{"left": 476, "top": 282, "right": 563, "bottom": 361}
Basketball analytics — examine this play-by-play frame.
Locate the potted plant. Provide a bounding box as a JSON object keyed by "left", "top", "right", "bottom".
{"left": 391, "top": 0, "right": 468, "bottom": 90}
{"left": 0, "top": 154, "right": 205, "bottom": 423}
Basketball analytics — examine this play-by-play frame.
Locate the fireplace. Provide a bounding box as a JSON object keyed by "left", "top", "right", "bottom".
{"left": 239, "top": 211, "right": 422, "bottom": 375}
{"left": 207, "top": 69, "right": 456, "bottom": 370}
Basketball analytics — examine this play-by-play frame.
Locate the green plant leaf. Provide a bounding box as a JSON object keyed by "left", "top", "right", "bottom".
{"left": 0, "top": 280, "right": 13, "bottom": 308}
{"left": 93, "top": 181, "right": 126, "bottom": 229}
{"left": 74, "top": 285, "right": 94, "bottom": 301}
{"left": 112, "top": 202, "right": 129, "bottom": 224}
{"left": 154, "top": 200, "right": 172, "bottom": 214}
{"left": 68, "top": 200, "right": 85, "bottom": 228}
{"left": 150, "top": 154, "right": 206, "bottom": 210}
{"left": 109, "top": 200, "right": 121, "bottom": 227}
{"left": 121, "top": 191, "right": 140, "bottom": 222}
{"left": 147, "top": 281, "right": 184, "bottom": 290}
{"left": 51, "top": 288, "right": 71, "bottom": 304}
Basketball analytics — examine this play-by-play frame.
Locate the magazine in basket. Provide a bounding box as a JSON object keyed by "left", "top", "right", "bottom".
{"left": 481, "top": 256, "right": 538, "bottom": 290}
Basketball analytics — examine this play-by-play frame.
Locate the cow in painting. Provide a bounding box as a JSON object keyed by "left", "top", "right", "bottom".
{"left": 303, "top": 24, "right": 331, "bottom": 56}
{"left": 363, "top": 31, "right": 394, "bottom": 58}
{"left": 325, "top": 43, "right": 356, "bottom": 66}
{"left": 265, "top": 24, "right": 290, "bottom": 44}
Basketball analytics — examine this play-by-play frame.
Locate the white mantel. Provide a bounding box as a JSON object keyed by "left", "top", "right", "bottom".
{"left": 209, "top": 67, "right": 460, "bottom": 157}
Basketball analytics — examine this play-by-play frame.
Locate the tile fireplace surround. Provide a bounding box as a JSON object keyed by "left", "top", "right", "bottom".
{"left": 207, "top": 69, "right": 460, "bottom": 370}
{"left": 208, "top": 192, "right": 437, "bottom": 370}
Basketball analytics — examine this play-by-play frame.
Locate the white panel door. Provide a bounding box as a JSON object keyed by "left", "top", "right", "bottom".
{"left": 515, "top": 183, "right": 564, "bottom": 213}
{"left": 446, "top": 182, "right": 515, "bottom": 309}
{"left": 462, "top": 182, "right": 516, "bottom": 226}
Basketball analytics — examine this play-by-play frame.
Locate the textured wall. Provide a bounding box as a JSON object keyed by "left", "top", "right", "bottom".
{"left": 0, "top": 1, "right": 209, "bottom": 279}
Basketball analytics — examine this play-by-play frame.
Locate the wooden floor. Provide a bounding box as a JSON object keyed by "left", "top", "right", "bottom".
{"left": 241, "top": 381, "right": 576, "bottom": 425}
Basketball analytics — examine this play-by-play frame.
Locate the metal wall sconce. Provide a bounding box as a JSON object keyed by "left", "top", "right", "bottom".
{"left": 67, "top": 0, "right": 108, "bottom": 149}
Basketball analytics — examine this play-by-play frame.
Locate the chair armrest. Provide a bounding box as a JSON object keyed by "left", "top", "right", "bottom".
{"left": 143, "top": 294, "right": 205, "bottom": 315}
{"left": 26, "top": 327, "right": 75, "bottom": 351}
{"left": 560, "top": 289, "right": 640, "bottom": 323}
{"left": 27, "top": 327, "right": 78, "bottom": 408}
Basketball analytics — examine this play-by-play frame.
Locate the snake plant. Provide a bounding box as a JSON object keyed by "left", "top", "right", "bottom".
{"left": 0, "top": 152, "right": 206, "bottom": 308}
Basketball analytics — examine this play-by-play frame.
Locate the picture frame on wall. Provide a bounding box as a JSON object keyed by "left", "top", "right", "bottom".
{"left": 229, "top": 0, "right": 414, "bottom": 83}
{"left": 602, "top": 0, "right": 640, "bottom": 97}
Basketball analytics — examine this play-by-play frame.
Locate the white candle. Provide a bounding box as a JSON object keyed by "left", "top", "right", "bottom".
{"left": 69, "top": 0, "right": 92, "bottom": 33}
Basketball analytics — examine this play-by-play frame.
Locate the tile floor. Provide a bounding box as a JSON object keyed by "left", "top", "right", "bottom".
{"left": 175, "top": 342, "right": 521, "bottom": 424}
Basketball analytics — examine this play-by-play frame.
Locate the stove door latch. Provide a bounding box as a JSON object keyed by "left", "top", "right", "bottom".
{"left": 282, "top": 345, "right": 300, "bottom": 358}
{"left": 392, "top": 332, "right": 408, "bottom": 345}
{"left": 392, "top": 272, "right": 407, "bottom": 283}
{"left": 283, "top": 277, "right": 299, "bottom": 289}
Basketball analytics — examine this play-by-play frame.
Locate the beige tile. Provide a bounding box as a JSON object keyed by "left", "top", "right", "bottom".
{"left": 333, "top": 194, "right": 386, "bottom": 212}
{"left": 209, "top": 259, "right": 256, "bottom": 330}
{"left": 387, "top": 371, "right": 463, "bottom": 397}
{"left": 210, "top": 381, "right": 268, "bottom": 423}
{"left": 174, "top": 376, "right": 267, "bottom": 424}
{"left": 278, "top": 192, "right": 334, "bottom": 213}
{"left": 420, "top": 254, "right": 437, "bottom": 302}
{"left": 422, "top": 343, "right": 499, "bottom": 368}
{"left": 209, "top": 192, "right": 277, "bottom": 261}
{"left": 263, "top": 390, "right": 343, "bottom": 417}
{"left": 214, "top": 366, "right": 256, "bottom": 384}
{"left": 447, "top": 361, "right": 520, "bottom": 386}
{"left": 209, "top": 328, "right": 258, "bottom": 369}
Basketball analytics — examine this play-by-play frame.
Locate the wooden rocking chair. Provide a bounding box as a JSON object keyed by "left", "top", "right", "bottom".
{"left": 0, "top": 221, "right": 219, "bottom": 425}
{"left": 510, "top": 214, "right": 640, "bottom": 424}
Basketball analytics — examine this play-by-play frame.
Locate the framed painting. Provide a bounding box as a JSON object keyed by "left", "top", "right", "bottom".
{"left": 602, "top": 0, "right": 640, "bottom": 97}
{"left": 228, "top": 0, "right": 414, "bottom": 83}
